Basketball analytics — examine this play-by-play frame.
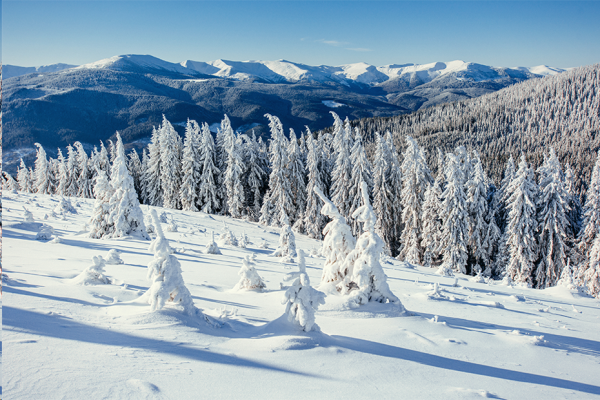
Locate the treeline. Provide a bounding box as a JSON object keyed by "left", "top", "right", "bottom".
{"left": 3, "top": 110, "right": 600, "bottom": 298}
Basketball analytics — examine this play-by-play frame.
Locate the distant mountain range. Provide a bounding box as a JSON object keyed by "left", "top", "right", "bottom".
{"left": 2, "top": 54, "right": 566, "bottom": 173}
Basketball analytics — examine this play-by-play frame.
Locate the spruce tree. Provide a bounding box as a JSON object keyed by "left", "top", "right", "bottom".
{"left": 535, "top": 149, "right": 569, "bottom": 288}
{"left": 198, "top": 122, "right": 220, "bottom": 214}
{"left": 65, "top": 144, "right": 79, "bottom": 197}
{"left": 128, "top": 149, "right": 143, "bottom": 200}
{"left": 179, "top": 119, "right": 202, "bottom": 212}
{"left": 421, "top": 181, "right": 443, "bottom": 268}
{"left": 159, "top": 116, "right": 182, "bottom": 210}
{"left": 386, "top": 132, "right": 404, "bottom": 257}
{"left": 244, "top": 132, "right": 267, "bottom": 221}
{"left": 466, "top": 154, "right": 490, "bottom": 275}
{"left": 339, "top": 182, "right": 401, "bottom": 306}
{"left": 372, "top": 133, "right": 394, "bottom": 255}
{"left": 259, "top": 114, "right": 294, "bottom": 227}
{"left": 33, "top": 143, "right": 51, "bottom": 195}
{"left": 88, "top": 168, "right": 114, "bottom": 239}
{"left": 348, "top": 129, "right": 373, "bottom": 236}
{"left": 330, "top": 112, "right": 353, "bottom": 220}
{"left": 297, "top": 131, "right": 327, "bottom": 239}
{"left": 17, "top": 159, "right": 32, "bottom": 193}
{"left": 224, "top": 134, "right": 246, "bottom": 218}
{"left": 506, "top": 155, "right": 539, "bottom": 286}
{"left": 55, "top": 149, "right": 68, "bottom": 196}
{"left": 287, "top": 129, "right": 307, "bottom": 224}
{"left": 314, "top": 186, "right": 356, "bottom": 284}
{"left": 107, "top": 133, "right": 149, "bottom": 240}
{"left": 145, "top": 126, "right": 163, "bottom": 207}
{"left": 440, "top": 153, "right": 469, "bottom": 275}
{"left": 74, "top": 142, "right": 93, "bottom": 198}
{"left": 398, "top": 136, "right": 432, "bottom": 263}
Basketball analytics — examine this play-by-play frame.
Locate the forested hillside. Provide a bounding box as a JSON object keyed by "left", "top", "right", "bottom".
{"left": 338, "top": 64, "right": 600, "bottom": 198}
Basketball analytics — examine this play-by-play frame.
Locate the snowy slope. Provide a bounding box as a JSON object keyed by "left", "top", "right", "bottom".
{"left": 3, "top": 63, "right": 77, "bottom": 79}
{"left": 3, "top": 192, "right": 600, "bottom": 399}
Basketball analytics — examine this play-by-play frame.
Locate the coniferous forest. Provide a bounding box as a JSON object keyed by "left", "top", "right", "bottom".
{"left": 4, "top": 64, "right": 600, "bottom": 299}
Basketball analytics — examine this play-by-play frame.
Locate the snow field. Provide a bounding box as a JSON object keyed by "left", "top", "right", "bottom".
{"left": 3, "top": 192, "right": 600, "bottom": 400}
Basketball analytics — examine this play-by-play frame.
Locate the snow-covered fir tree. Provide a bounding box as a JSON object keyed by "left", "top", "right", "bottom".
{"left": 339, "top": 182, "right": 401, "bottom": 306}
{"left": 159, "top": 116, "right": 182, "bottom": 210}
{"left": 106, "top": 133, "right": 149, "bottom": 240}
{"left": 296, "top": 131, "right": 327, "bottom": 239}
{"left": 466, "top": 153, "right": 490, "bottom": 275}
{"left": 55, "top": 149, "right": 69, "bottom": 196}
{"left": 88, "top": 168, "right": 114, "bottom": 239}
{"left": 564, "top": 163, "right": 582, "bottom": 240}
{"left": 577, "top": 150, "right": 600, "bottom": 281}
{"left": 259, "top": 114, "right": 294, "bottom": 227}
{"left": 314, "top": 186, "right": 356, "bottom": 284}
{"left": 65, "top": 144, "right": 79, "bottom": 198}
{"left": 497, "top": 156, "right": 516, "bottom": 231}
{"left": 386, "top": 132, "right": 404, "bottom": 257}
{"left": 271, "top": 205, "right": 297, "bottom": 262}
{"left": 144, "top": 126, "right": 163, "bottom": 207}
{"left": 127, "top": 149, "right": 143, "bottom": 200}
{"left": 224, "top": 134, "right": 246, "bottom": 218}
{"left": 439, "top": 153, "right": 469, "bottom": 275}
{"left": 146, "top": 209, "right": 195, "bottom": 314}
{"left": 282, "top": 250, "right": 325, "bottom": 332}
{"left": 179, "top": 119, "right": 202, "bottom": 212}
{"left": 330, "top": 112, "right": 353, "bottom": 221}
{"left": 17, "top": 159, "right": 32, "bottom": 193}
{"left": 535, "top": 149, "right": 570, "bottom": 288}
{"left": 506, "top": 155, "right": 539, "bottom": 286}
{"left": 33, "top": 143, "right": 51, "bottom": 195}
{"left": 421, "top": 181, "right": 444, "bottom": 268}
{"left": 73, "top": 142, "right": 93, "bottom": 199}
{"left": 97, "top": 141, "right": 111, "bottom": 175}
{"left": 243, "top": 132, "right": 267, "bottom": 221}
{"left": 287, "top": 129, "right": 307, "bottom": 224}
{"left": 234, "top": 255, "right": 266, "bottom": 291}
{"left": 583, "top": 235, "right": 600, "bottom": 298}
{"left": 398, "top": 136, "right": 432, "bottom": 263}
{"left": 198, "top": 122, "right": 220, "bottom": 214}
{"left": 372, "top": 133, "right": 394, "bottom": 255}
{"left": 139, "top": 148, "right": 150, "bottom": 205}
{"left": 347, "top": 129, "right": 373, "bottom": 236}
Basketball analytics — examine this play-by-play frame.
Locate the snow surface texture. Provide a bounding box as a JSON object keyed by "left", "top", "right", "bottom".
{"left": 3, "top": 192, "right": 600, "bottom": 399}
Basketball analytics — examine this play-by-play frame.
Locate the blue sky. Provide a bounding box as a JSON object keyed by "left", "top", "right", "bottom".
{"left": 3, "top": 1, "right": 600, "bottom": 68}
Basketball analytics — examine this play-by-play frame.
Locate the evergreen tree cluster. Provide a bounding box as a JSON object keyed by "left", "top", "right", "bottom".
{"left": 8, "top": 105, "right": 600, "bottom": 298}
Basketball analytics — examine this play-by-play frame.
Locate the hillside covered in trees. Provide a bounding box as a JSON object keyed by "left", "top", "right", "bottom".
{"left": 336, "top": 64, "right": 600, "bottom": 198}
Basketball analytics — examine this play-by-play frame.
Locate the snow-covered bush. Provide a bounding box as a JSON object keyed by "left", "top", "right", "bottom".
{"left": 23, "top": 206, "right": 34, "bottom": 223}
{"left": 54, "top": 197, "right": 77, "bottom": 215}
{"left": 234, "top": 255, "right": 266, "bottom": 291}
{"left": 339, "top": 182, "right": 402, "bottom": 307}
{"left": 166, "top": 217, "right": 178, "bottom": 232}
{"left": 73, "top": 256, "right": 111, "bottom": 285}
{"left": 105, "top": 249, "right": 124, "bottom": 265}
{"left": 146, "top": 209, "right": 195, "bottom": 314}
{"left": 239, "top": 232, "right": 250, "bottom": 248}
{"left": 204, "top": 231, "right": 222, "bottom": 255}
{"left": 36, "top": 224, "right": 54, "bottom": 240}
{"left": 313, "top": 186, "right": 355, "bottom": 284}
{"left": 219, "top": 225, "right": 238, "bottom": 247}
{"left": 271, "top": 209, "right": 297, "bottom": 263}
{"left": 282, "top": 250, "right": 325, "bottom": 332}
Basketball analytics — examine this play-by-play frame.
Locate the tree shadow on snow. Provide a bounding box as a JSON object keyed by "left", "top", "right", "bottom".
{"left": 417, "top": 311, "right": 600, "bottom": 358}
{"left": 3, "top": 305, "right": 318, "bottom": 378}
{"left": 327, "top": 334, "right": 600, "bottom": 395}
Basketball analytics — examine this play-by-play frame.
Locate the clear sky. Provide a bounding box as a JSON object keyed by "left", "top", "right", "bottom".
{"left": 2, "top": 1, "right": 600, "bottom": 69}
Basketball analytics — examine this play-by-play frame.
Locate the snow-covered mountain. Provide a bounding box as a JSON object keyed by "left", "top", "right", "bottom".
{"left": 3, "top": 63, "right": 77, "bottom": 79}
{"left": 7, "top": 54, "right": 566, "bottom": 85}
{"left": 2, "top": 54, "right": 568, "bottom": 174}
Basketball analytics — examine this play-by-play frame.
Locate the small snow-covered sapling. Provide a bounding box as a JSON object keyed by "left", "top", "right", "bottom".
{"left": 105, "top": 249, "right": 124, "bottom": 265}
{"left": 281, "top": 250, "right": 325, "bottom": 332}
{"left": 234, "top": 255, "right": 266, "bottom": 291}
{"left": 73, "top": 256, "right": 111, "bottom": 285}
{"left": 23, "top": 206, "right": 34, "bottom": 222}
{"left": 204, "top": 231, "right": 222, "bottom": 255}
{"left": 36, "top": 224, "right": 54, "bottom": 240}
